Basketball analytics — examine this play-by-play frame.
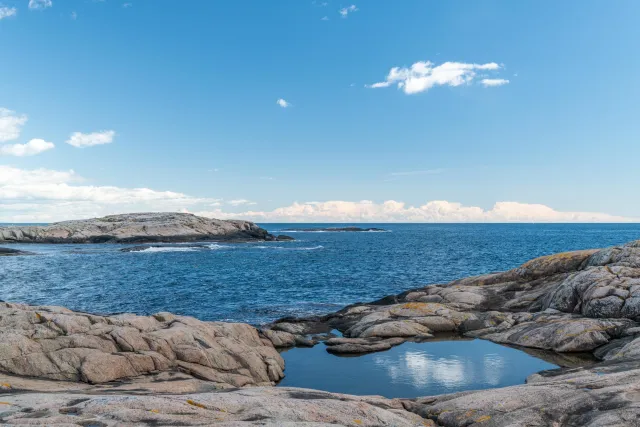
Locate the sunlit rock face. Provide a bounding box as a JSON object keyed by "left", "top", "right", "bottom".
{"left": 0, "top": 302, "right": 284, "bottom": 387}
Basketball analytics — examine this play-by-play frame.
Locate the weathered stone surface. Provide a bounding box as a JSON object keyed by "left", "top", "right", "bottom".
{"left": 0, "top": 379, "right": 427, "bottom": 426}
{"left": 0, "top": 212, "right": 282, "bottom": 244}
{"left": 0, "top": 302, "right": 284, "bottom": 387}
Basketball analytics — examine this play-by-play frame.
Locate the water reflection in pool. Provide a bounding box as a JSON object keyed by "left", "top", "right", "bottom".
{"left": 278, "top": 338, "right": 558, "bottom": 398}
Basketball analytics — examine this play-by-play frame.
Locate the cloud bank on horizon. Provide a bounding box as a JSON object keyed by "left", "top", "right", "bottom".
{"left": 0, "top": 165, "right": 634, "bottom": 223}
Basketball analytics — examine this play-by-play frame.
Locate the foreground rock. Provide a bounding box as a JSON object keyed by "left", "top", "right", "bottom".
{"left": 0, "top": 302, "right": 284, "bottom": 388}
{"left": 0, "top": 247, "right": 35, "bottom": 256}
{"left": 0, "top": 378, "right": 428, "bottom": 426}
{"left": 0, "top": 212, "right": 289, "bottom": 244}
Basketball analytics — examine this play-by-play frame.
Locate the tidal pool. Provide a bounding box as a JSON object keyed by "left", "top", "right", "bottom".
{"left": 278, "top": 338, "right": 559, "bottom": 398}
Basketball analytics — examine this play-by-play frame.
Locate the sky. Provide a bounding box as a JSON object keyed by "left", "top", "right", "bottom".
{"left": 1, "top": 0, "right": 640, "bottom": 223}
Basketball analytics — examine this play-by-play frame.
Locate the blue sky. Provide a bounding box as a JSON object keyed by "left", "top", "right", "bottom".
{"left": 1, "top": 0, "right": 639, "bottom": 222}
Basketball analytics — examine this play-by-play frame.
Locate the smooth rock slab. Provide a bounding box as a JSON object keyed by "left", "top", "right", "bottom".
{"left": 0, "top": 387, "right": 429, "bottom": 426}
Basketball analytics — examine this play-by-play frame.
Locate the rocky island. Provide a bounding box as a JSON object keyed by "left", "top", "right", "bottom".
{"left": 2, "top": 239, "right": 640, "bottom": 425}
{"left": 0, "top": 212, "right": 292, "bottom": 244}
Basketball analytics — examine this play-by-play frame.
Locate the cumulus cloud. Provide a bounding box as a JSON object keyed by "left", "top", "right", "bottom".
{"left": 0, "top": 165, "right": 220, "bottom": 222}
{"left": 0, "top": 6, "right": 17, "bottom": 19}
{"left": 481, "top": 78, "right": 509, "bottom": 87}
{"left": 195, "top": 200, "right": 634, "bottom": 223}
{"left": 390, "top": 169, "right": 445, "bottom": 177}
{"left": 0, "top": 108, "right": 27, "bottom": 142}
{"left": 28, "top": 0, "right": 52, "bottom": 10}
{"left": 66, "top": 130, "right": 115, "bottom": 147}
{"left": 0, "top": 139, "right": 55, "bottom": 156}
{"left": 227, "top": 199, "right": 256, "bottom": 206}
{"left": 276, "top": 98, "right": 290, "bottom": 108}
{"left": 368, "top": 60, "right": 506, "bottom": 94}
{"left": 339, "top": 4, "right": 357, "bottom": 17}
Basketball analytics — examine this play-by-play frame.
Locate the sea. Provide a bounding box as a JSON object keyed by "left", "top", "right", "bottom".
{"left": 2, "top": 223, "right": 639, "bottom": 397}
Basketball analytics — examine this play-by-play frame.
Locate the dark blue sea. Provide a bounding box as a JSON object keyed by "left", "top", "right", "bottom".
{"left": 2, "top": 223, "right": 640, "bottom": 324}
{"left": 2, "top": 223, "right": 637, "bottom": 397}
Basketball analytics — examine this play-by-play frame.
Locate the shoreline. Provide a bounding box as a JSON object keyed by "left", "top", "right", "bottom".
{"left": 2, "top": 239, "right": 640, "bottom": 425}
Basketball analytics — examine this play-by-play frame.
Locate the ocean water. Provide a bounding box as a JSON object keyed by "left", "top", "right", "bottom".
{"left": 1, "top": 223, "right": 640, "bottom": 324}
{"left": 278, "top": 338, "right": 558, "bottom": 398}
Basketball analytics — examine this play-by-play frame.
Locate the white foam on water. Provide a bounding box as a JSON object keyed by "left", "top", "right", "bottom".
{"left": 136, "top": 247, "right": 199, "bottom": 253}
{"left": 249, "top": 245, "right": 324, "bottom": 251}
{"left": 206, "top": 244, "right": 231, "bottom": 250}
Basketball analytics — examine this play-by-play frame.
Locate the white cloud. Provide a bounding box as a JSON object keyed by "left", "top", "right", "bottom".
{"left": 0, "top": 108, "right": 27, "bottom": 142}
{"left": 71, "top": 11, "right": 77, "bottom": 20}
{"left": 390, "top": 169, "right": 445, "bottom": 176}
{"left": 123, "top": 2, "right": 132, "bottom": 7}
{"left": 227, "top": 199, "right": 256, "bottom": 206}
{"left": 0, "top": 165, "right": 219, "bottom": 222}
{"left": 0, "top": 6, "right": 17, "bottom": 19}
{"left": 1, "top": 166, "right": 633, "bottom": 223}
{"left": 481, "top": 78, "right": 509, "bottom": 87}
{"left": 368, "top": 60, "right": 505, "bottom": 94}
{"left": 276, "top": 98, "right": 291, "bottom": 108}
{"left": 66, "top": 130, "right": 115, "bottom": 147}
{"left": 0, "top": 139, "right": 54, "bottom": 156}
{"left": 339, "top": 4, "right": 357, "bottom": 17}
{"left": 28, "top": 0, "right": 52, "bottom": 10}
{"left": 321, "top": 16, "right": 329, "bottom": 20}
{"left": 194, "top": 200, "right": 635, "bottom": 223}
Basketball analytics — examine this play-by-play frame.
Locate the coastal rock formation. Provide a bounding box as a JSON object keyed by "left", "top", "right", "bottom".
{"left": 264, "top": 240, "right": 640, "bottom": 358}
{"left": 0, "top": 302, "right": 284, "bottom": 388}
{"left": 0, "top": 212, "right": 287, "bottom": 244}
{"left": 0, "top": 247, "right": 35, "bottom": 256}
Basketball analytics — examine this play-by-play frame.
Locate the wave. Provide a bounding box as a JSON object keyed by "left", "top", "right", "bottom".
{"left": 127, "top": 243, "right": 323, "bottom": 253}
{"left": 135, "top": 246, "right": 199, "bottom": 253}
{"left": 251, "top": 245, "right": 324, "bottom": 251}
{"left": 206, "top": 244, "right": 232, "bottom": 250}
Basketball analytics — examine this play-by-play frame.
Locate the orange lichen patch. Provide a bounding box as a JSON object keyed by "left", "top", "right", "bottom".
{"left": 1, "top": 383, "right": 11, "bottom": 389}
{"left": 353, "top": 420, "right": 363, "bottom": 425}
{"left": 0, "top": 402, "right": 12, "bottom": 405}
{"left": 149, "top": 409, "right": 160, "bottom": 413}
{"left": 186, "top": 399, "right": 207, "bottom": 409}
{"left": 475, "top": 415, "right": 492, "bottom": 422}
{"left": 518, "top": 250, "right": 597, "bottom": 279}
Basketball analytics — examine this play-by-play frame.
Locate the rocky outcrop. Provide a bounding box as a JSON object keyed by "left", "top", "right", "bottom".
{"left": 0, "top": 247, "right": 35, "bottom": 256}
{"left": 0, "top": 302, "right": 284, "bottom": 388}
{"left": 0, "top": 212, "right": 287, "bottom": 244}
{"left": 263, "top": 240, "right": 640, "bottom": 358}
